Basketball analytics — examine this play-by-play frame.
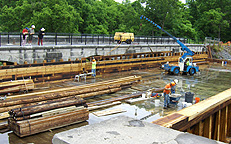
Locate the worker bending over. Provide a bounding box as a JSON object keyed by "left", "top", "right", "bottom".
{"left": 163, "top": 80, "right": 177, "bottom": 109}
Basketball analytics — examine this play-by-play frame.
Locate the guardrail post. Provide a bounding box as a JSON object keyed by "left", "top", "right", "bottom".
{"left": 85, "top": 34, "right": 87, "bottom": 45}
{"left": 20, "top": 33, "right": 22, "bottom": 46}
{"left": 0, "top": 33, "right": 1, "bottom": 47}
{"left": 69, "top": 33, "right": 71, "bottom": 43}
{"left": 147, "top": 37, "right": 148, "bottom": 44}
{"left": 71, "top": 33, "right": 73, "bottom": 45}
{"left": 98, "top": 35, "right": 99, "bottom": 45}
{"left": 109, "top": 34, "right": 111, "bottom": 45}
{"left": 8, "top": 32, "right": 10, "bottom": 44}
{"left": 81, "top": 33, "right": 83, "bottom": 43}
{"left": 92, "top": 34, "right": 94, "bottom": 44}
{"left": 55, "top": 33, "right": 57, "bottom": 45}
{"left": 103, "top": 34, "right": 105, "bottom": 43}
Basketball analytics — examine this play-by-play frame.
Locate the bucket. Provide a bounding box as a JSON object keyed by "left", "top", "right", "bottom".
{"left": 182, "top": 102, "right": 187, "bottom": 108}
{"left": 195, "top": 97, "right": 200, "bottom": 103}
{"left": 142, "top": 93, "right": 146, "bottom": 98}
{"left": 155, "top": 99, "right": 160, "bottom": 106}
{"left": 185, "top": 92, "right": 194, "bottom": 103}
{"left": 186, "top": 103, "right": 192, "bottom": 107}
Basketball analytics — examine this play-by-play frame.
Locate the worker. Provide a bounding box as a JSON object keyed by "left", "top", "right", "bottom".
{"left": 163, "top": 80, "right": 177, "bottom": 109}
{"left": 170, "top": 79, "right": 180, "bottom": 104}
{"left": 92, "top": 58, "right": 96, "bottom": 78}
{"left": 171, "top": 79, "right": 178, "bottom": 94}
{"left": 186, "top": 60, "right": 190, "bottom": 66}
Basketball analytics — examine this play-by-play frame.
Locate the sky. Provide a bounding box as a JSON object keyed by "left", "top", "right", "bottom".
{"left": 114, "top": 0, "right": 186, "bottom": 3}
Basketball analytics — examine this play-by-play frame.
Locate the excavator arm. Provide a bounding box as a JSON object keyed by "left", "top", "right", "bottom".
{"left": 140, "top": 15, "right": 194, "bottom": 59}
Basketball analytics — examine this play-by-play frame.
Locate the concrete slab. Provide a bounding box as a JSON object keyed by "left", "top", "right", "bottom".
{"left": 52, "top": 116, "right": 224, "bottom": 144}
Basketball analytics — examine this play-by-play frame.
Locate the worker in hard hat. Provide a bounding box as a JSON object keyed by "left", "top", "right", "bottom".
{"left": 163, "top": 80, "right": 177, "bottom": 109}
{"left": 92, "top": 58, "right": 96, "bottom": 78}
{"left": 171, "top": 79, "right": 178, "bottom": 94}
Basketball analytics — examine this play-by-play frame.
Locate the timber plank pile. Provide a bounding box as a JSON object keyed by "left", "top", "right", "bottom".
{"left": 152, "top": 88, "right": 231, "bottom": 143}
{"left": 0, "top": 51, "right": 208, "bottom": 82}
{"left": 8, "top": 96, "right": 88, "bottom": 137}
{"left": 0, "top": 76, "right": 141, "bottom": 119}
{"left": 3, "top": 76, "right": 141, "bottom": 137}
{"left": 0, "top": 79, "right": 34, "bottom": 95}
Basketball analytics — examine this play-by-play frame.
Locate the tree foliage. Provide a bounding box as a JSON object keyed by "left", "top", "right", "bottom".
{"left": 0, "top": 0, "right": 231, "bottom": 41}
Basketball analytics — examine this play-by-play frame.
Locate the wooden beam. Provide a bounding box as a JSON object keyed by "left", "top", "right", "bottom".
{"left": 6, "top": 76, "right": 141, "bottom": 99}
{"left": 199, "top": 121, "right": 204, "bottom": 136}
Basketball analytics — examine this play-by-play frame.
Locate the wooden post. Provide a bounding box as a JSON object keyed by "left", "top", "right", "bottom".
{"left": 221, "top": 106, "right": 228, "bottom": 142}
{"left": 216, "top": 110, "right": 221, "bottom": 141}
{"left": 199, "top": 121, "right": 204, "bottom": 136}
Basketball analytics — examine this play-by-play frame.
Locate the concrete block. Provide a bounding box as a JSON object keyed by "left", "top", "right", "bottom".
{"left": 53, "top": 116, "right": 222, "bottom": 144}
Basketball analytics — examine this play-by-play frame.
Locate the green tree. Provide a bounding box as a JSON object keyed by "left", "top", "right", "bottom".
{"left": 187, "top": 0, "right": 231, "bottom": 41}
{"left": 0, "top": 0, "right": 82, "bottom": 33}
{"left": 195, "top": 8, "right": 229, "bottom": 39}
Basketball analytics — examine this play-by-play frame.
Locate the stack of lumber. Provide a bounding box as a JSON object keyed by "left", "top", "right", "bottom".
{"left": 8, "top": 96, "right": 88, "bottom": 137}
{"left": 0, "top": 79, "right": 34, "bottom": 94}
{"left": 0, "top": 76, "right": 141, "bottom": 119}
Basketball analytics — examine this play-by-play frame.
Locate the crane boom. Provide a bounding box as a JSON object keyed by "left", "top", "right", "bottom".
{"left": 140, "top": 15, "right": 194, "bottom": 59}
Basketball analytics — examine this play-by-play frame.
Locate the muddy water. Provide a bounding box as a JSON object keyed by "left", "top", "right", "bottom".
{"left": 1, "top": 64, "right": 231, "bottom": 144}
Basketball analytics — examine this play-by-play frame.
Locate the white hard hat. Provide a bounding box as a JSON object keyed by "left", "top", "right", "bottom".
{"left": 174, "top": 79, "right": 178, "bottom": 84}
{"left": 32, "top": 25, "right": 35, "bottom": 28}
{"left": 41, "top": 28, "right": 45, "bottom": 31}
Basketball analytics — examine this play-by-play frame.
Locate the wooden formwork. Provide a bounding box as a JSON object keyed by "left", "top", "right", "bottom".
{"left": 152, "top": 88, "right": 231, "bottom": 143}
{"left": 0, "top": 52, "right": 208, "bottom": 82}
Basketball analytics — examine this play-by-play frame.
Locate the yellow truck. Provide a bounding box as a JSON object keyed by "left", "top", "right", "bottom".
{"left": 114, "top": 32, "right": 134, "bottom": 44}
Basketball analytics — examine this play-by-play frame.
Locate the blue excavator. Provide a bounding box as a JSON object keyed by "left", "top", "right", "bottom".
{"left": 140, "top": 15, "right": 199, "bottom": 75}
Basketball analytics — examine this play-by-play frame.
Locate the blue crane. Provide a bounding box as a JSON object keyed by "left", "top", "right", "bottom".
{"left": 140, "top": 15, "right": 199, "bottom": 75}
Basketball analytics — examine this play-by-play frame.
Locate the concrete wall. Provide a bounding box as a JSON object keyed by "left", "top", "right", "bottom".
{"left": 0, "top": 44, "right": 205, "bottom": 64}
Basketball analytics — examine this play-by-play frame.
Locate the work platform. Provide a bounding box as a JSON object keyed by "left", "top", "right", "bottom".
{"left": 52, "top": 116, "right": 224, "bottom": 144}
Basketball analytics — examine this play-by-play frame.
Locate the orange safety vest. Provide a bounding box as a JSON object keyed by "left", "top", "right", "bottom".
{"left": 163, "top": 83, "right": 172, "bottom": 94}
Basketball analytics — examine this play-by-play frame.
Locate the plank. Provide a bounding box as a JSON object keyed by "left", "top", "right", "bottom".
{"left": 88, "top": 101, "right": 121, "bottom": 111}
{"left": 92, "top": 108, "right": 126, "bottom": 117}
{"left": 125, "top": 97, "right": 154, "bottom": 104}
{"left": 0, "top": 112, "right": 9, "bottom": 119}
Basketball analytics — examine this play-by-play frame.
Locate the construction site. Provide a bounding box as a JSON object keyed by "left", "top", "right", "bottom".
{"left": 0, "top": 16, "right": 230, "bottom": 144}
{"left": 0, "top": 43, "right": 230, "bottom": 143}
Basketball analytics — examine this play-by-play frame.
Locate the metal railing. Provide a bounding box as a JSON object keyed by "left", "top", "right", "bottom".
{"left": 0, "top": 32, "right": 204, "bottom": 47}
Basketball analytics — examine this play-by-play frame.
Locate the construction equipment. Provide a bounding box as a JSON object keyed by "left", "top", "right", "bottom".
{"left": 114, "top": 32, "right": 134, "bottom": 44}
{"left": 140, "top": 15, "right": 199, "bottom": 75}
